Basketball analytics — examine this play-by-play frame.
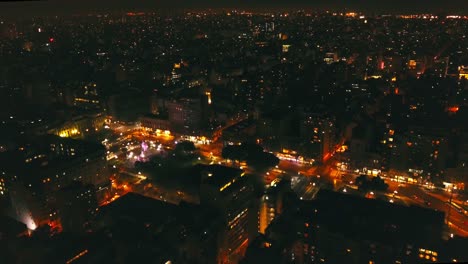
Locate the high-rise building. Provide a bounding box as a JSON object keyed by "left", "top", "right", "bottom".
{"left": 300, "top": 113, "right": 336, "bottom": 162}
{"left": 55, "top": 181, "right": 97, "bottom": 233}
{"left": 249, "top": 189, "right": 445, "bottom": 264}
{"left": 0, "top": 135, "right": 110, "bottom": 227}
{"left": 399, "top": 127, "right": 449, "bottom": 180}
{"left": 258, "top": 178, "right": 291, "bottom": 234}
{"left": 199, "top": 165, "right": 255, "bottom": 264}
{"left": 73, "top": 82, "right": 102, "bottom": 110}
{"left": 166, "top": 97, "right": 207, "bottom": 135}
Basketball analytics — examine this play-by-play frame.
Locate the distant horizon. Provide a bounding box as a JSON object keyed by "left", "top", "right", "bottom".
{"left": 0, "top": 0, "right": 467, "bottom": 18}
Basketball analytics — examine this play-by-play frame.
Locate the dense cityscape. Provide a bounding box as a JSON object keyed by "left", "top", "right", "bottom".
{"left": 0, "top": 8, "right": 467, "bottom": 264}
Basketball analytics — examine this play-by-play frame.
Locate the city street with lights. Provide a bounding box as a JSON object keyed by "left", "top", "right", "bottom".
{"left": 103, "top": 120, "right": 468, "bottom": 238}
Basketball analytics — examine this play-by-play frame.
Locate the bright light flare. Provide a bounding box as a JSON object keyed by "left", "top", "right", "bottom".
{"left": 21, "top": 213, "right": 37, "bottom": 230}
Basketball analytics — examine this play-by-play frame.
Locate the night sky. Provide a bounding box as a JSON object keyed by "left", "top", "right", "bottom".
{"left": 0, "top": 0, "right": 467, "bottom": 17}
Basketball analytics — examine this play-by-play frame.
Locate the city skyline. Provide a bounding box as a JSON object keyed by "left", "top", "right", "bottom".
{"left": 0, "top": 5, "right": 467, "bottom": 264}
{"left": 0, "top": 0, "right": 467, "bottom": 17}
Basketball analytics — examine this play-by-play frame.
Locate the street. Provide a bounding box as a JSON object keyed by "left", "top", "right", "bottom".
{"left": 102, "top": 121, "right": 468, "bottom": 237}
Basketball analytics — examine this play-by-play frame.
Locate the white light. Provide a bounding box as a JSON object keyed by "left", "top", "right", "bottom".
{"left": 22, "top": 212, "right": 37, "bottom": 230}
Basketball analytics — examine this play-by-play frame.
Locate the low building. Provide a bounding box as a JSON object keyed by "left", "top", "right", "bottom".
{"left": 139, "top": 113, "right": 171, "bottom": 132}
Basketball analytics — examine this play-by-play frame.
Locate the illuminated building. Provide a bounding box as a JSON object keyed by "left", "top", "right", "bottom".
{"left": 166, "top": 97, "right": 207, "bottom": 135}
{"left": 432, "top": 57, "right": 449, "bottom": 77}
{"left": 199, "top": 165, "right": 255, "bottom": 264}
{"left": 0, "top": 135, "right": 110, "bottom": 227}
{"left": 48, "top": 112, "right": 106, "bottom": 139}
{"left": 407, "top": 57, "right": 427, "bottom": 76}
{"left": 408, "top": 59, "right": 417, "bottom": 70}
{"left": 167, "top": 67, "right": 182, "bottom": 85}
{"left": 222, "top": 119, "right": 256, "bottom": 145}
{"left": 95, "top": 192, "right": 219, "bottom": 263}
{"left": 139, "top": 113, "right": 171, "bottom": 132}
{"left": 255, "top": 189, "right": 445, "bottom": 264}
{"left": 458, "top": 65, "right": 468, "bottom": 79}
{"left": 73, "top": 83, "right": 101, "bottom": 110}
{"left": 256, "top": 110, "right": 292, "bottom": 140}
{"left": 0, "top": 176, "right": 6, "bottom": 197}
{"left": 300, "top": 113, "right": 336, "bottom": 163}
{"left": 150, "top": 95, "right": 160, "bottom": 115}
{"left": 399, "top": 127, "right": 449, "bottom": 179}
{"left": 265, "top": 21, "right": 275, "bottom": 32}
{"left": 56, "top": 181, "right": 97, "bottom": 233}
{"left": 258, "top": 178, "right": 292, "bottom": 234}
{"left": 324, "top": 52, "right": 338, "bottom": 64}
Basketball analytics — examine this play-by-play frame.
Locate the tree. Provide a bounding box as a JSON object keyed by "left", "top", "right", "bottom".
{"left": 221, "top": 143, "right": 279, "bottom": 170}
{"left": 247, "top": 152, "right": 279, "bottom": 170}
{"left": 356, "top": 175, "right": 370, "bottom": 191}
{"left": 356, "top": 174, "right": 388, "bottom": 192}
{"left": 240, "top": 142, "right": 263, "bottom": 156}
{"left": 370, "top": 176, "right": 389, "bottom": 192}
{"left": 221, "top": 145, "right": 247, "bottom": 161}
{"left": 175, "top": 141, "right": 196, "bottom": 153}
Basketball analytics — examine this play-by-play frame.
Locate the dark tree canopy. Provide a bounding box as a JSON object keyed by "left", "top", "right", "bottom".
{"left": 175, "top": 141, "right": 196, "bottom": 153}
{"left": 356, "top": 175, "right": 389, "bottom": 192}
{"left": 221, "top": 142, "right": 279, "bottom": 170}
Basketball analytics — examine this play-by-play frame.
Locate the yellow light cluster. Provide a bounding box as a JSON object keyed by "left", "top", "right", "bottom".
{"left": 74, "top": 98, "right": 100, "bottom": 104}
{"left": 418, "top": 248, "right": 438, "bottom": 262}
{"left": 205, "top": 91, "right": 212, "bottom": 104}
{"left": 219, "top": 173, "right": 246, "bottom": 192}
{"left": 155, "top": 129, "right": 172, "bottom": 137}
{"left": 58, "top": 128, "right": 80, "bottom": 138}
{"left": 365, "top": 75, "right": 382, "bottom": 80}
{"left": 220, "top": 179, "right": 235, "bottom": 192}
{"left": 66, "top": 249, "right": 89, "bottom": 264}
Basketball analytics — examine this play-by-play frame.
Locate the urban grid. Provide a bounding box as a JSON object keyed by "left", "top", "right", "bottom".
{"left": 0, "top": 2, "right": 467, "bottom": 264}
